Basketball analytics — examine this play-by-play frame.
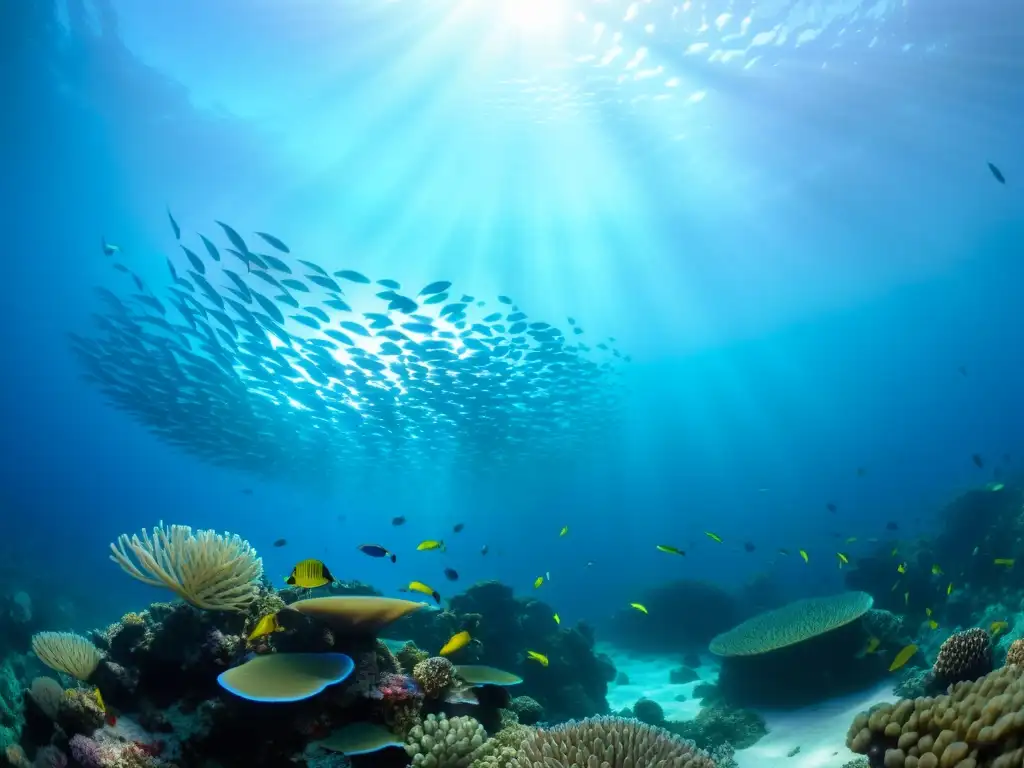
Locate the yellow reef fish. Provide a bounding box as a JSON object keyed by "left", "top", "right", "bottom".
{"left": 553, "top": 613, "right": 560, "bottom": 625}
{"left": 93, "top": 688, "right": 106, "bottom": 713}
{"left": 995, "top": 558, "right": 1015, "bottom": 567}
{"left": 630, "top": 603, "right": 648, "bottom": 614}
{"left": 925, "top": 607, "right": 932, "bottom": 617}
{"left": 533, "top": 576, "right": 544, "bottom": 589}
{"left": 526, "top": 650, "right": 549, "bottom": 667}
{"left": 799, "top": 550, "right": 809, "bottom": 563}
{"left": 417, "top": 540, "right": 446, "bottom": 552}
{"left": 286, "top": 559, "right": 335, "bottom": 588}
{"left": 889, "top": 644, "right": 918, "bottom": 672}
{"left": 704, "top": 531, "right": 723, "bottom": 543}
{"left": 837, "top": 552, "right": 849, "bottom": 566}
{"left": 992, "top": 621, "right": 1009, "bottom": 636}
{"left": 897, "top": 563, "right": 907, "bottom": 574}
{"left": 656, "top": 545, "right": 686, "bottom": 556}
{"left": 865, "top": 637, "right": 880, "bottom": 654}
{"left": 407, "top": 581, "right": 441, "bottom": 604}
{"left": 931, "top": 564, "right": 943, "bottom": 576}
{"left": 247, "top": 613, "right": 283, "bottom": 642}
{"left": 927, "top": 620, "right": 939, "bottom": 630}
{"left": 560, "top": 526, "right": 569, "bottom": 537}
{"left": 439, "top": 631, "right": 471, "bottom": 656}
{"left": 947, "top": 582, "right": 954, "bottom": 596}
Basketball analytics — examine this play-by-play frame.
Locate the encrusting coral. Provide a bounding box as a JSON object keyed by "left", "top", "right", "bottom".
{"left": 846, "top": 663, "right": 1024, "bottom": 767}
{"left": 932, "top": 628, "right": 992, "bottom": 686}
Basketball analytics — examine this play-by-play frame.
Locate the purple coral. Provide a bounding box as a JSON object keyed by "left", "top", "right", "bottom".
{"left": 69, "top": 734, "right": 160, "bottom": 768}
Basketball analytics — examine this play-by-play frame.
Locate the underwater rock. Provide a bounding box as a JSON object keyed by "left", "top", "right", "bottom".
{"left": 602, "top": 580, "right": 737, "bottom": 654}
{"left": 666, "top": 704, "right": 767, "bottom": 751}
{"left": 682, "top": 653, "right": 701, "bottom": 669}
{"left": 669, "top": 666, "right": 699, "bottom": 684}
{"left": 632, "top": 698, "right": 664, "bottom": 726}
{"left": 614, "top": 671, "right": 629, "bottom": 685}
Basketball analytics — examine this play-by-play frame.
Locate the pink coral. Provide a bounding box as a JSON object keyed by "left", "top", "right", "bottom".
{"left": 372, "top": 673, "right": 421, "bottom": 702}
{"left": 69, "top": 734, "right": 162, "bottom": 768}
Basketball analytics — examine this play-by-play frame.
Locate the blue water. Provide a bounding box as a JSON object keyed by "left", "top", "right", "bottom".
{"left": 2, "top": 0, "right": 1023, "bottom": 635}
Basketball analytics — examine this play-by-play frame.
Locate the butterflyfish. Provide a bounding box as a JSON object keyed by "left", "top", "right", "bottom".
{"left": 897, "top": 563, "right": 907, "bottom": 574}
{"left": 286, "top": 559, "right": 335, "bottom": 588}
{"left": 889, "top": 644, "right": 918, "bottom": 672}
{"left": 931, "top": 564, "right": 943, "bottom": 575}
{"left": 837, "top": 552, "right": 849, "bottom": 566}
{"left": 927, "top": 620, "right": 939, "bottom": 630}
{"left": 992, "top": 621, "right": 1009, "bottom": 636}
{"left": 439, "top": 631, "right": 471, "bottom": 656}
{"left": 553, "top": 613, "right": 560, "bottom": 625}
{"left": 559, "top": 526, "right": 569, "bottom": 537}
{"left": 526, "top": 651, "right": 549, "bottom": 667}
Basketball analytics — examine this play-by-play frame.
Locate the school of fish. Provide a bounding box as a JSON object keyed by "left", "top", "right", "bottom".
{"left": 70, "top": 215, "right": 630, "bottom": 488}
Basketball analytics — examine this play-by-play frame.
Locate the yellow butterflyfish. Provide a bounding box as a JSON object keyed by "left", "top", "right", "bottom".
{"left": 93, "top": 688, "right": 106, "bottom": 713}
{"left": 889, "top": 644, "right": 918, "bottom": 672}
{"left": 927, "top": 620, "right": 939, "bottom": 630}
{"left": 931, "top": 564, "right": 943, "bottom": 576}
{"left": 630, "top": 603, "right": 648, "bottom": 614}
{"left": 897, "top": 563, "right": 907, "bottom": 574}
{"left": 439, "top": 631, "right": 471, "bottom": 656}
{"left": 799, "top": 550, "right": 809, "bottom": 563}
{"left": 992, "top": 621, "right": 1009, "bottom": 636}
{"left": 925, "top": 607, "right": 932, "bottom": 617}
{"left": 533, "top": 576, "right": 544, "bottom": 589}
{"left": 865, "top": 637, "right": 880, "bottom": 654}
{"left": 947, "top": 582, "right": 954, "bottom": 596}
{"left": 704, "top": 531, "right": 723, "bottom": 543}
{"left": 286, "top": 559, "right": 335, "bottom": 589}
{"left": 526, "top": 650, "right": 549, "bottom": 667}
{"left": 837, "top": 552, "right": 849, "bottom": 566}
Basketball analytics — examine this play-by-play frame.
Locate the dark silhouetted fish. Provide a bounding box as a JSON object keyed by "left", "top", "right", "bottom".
{"left": 988, "top": 162, "right": 1005, "bottom": 184}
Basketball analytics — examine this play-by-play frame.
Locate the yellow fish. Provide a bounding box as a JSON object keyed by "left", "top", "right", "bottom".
{"left": 656, "top": 545, "right": 686, "bottom": 556}
{"left": 947, "top": 582, "right": 954, "bottom": 595}
{"left": 995, "top": 558, "right": 1015, "bottom": 567}
{"left": 897, "top": 563, "right": 907, "bottom": 574}
{"left": 704, "top": 531, "right": 723, "bottom": 543}
{"left": 533, "top": 576, "right": 544, "bottom": 589}
{"left": 927, "top": 620, "right": 939, "bottom": 630}
{"left": 439, "top": 631, "right": 471, "bottom": 656}
{"left": 799, "top": 550, "right": 809, "bottom": 563}
{"left": 553, "top": 613, "right": 560, "bottom": 625}
{"left": 247, "top": 613, "right": 283, "bottom": 642}
{"left": 407, "top": 581, "right": 441, "bottom": 604}
{"left": 931, "top": 564, "right": 943, "bottom": 576}
{"left": 526, "top": 650, "right": 549, "bottom": 667}
{"left": 286, "top": 559, "right": 335, "bottom": 589}
{"left": 93, "top": 688, "right": 106, "bottom": 713}
{"left": 560, "top": 526, "right": 569, "bottom": 537}
{"left": 889, "top": 644, "right": 918, "bottom": 672}
{"left": 417, "top": 540, "right": 446, "bottom": 552}
{"left": 630, "top": 603, "right": 648, "bottom": 614}
{"left": 837, "top": 552, "right": 849, "bottom": 566}
{"left": 992, "top": 621, "right": 1009, "bottom": 636}
{"left": 925, "top": 607, "right": 932, "bottom": 617}
{"left": 865, "top": 637, "right": 880, "bottom": 654}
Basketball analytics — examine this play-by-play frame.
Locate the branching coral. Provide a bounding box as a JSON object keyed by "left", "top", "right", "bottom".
{"left": 31, "top": 633, "right": 102, "bottom": 682}
{"left": 405, "top": 714, "right": 488, "bottom": 768}
{"left": 110, "top": 522, "right": 263, "bottom": 612}
{"left": 510, "top": 717, "right": 716, "bottom": 768}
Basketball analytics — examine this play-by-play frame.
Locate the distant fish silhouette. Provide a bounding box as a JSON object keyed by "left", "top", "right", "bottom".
{"left": 988, "top": 162, "right": 1006, "bottom": 184}
{"left": 826, "top": 503, "right": 837, "bottom": 513}
{"left": 973, "top": 453, "right": 985, "bottom": 469}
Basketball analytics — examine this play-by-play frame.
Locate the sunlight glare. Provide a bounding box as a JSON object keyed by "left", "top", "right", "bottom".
{"left": 501, "top": 0, "right": 568, "bottom": 33}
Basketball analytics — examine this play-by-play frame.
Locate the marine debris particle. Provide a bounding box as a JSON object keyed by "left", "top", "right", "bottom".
{"left": 71, "top": 217, "right": 629, "bottom": 488}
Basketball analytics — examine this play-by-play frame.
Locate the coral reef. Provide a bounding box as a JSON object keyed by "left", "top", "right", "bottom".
{"left": 413, "top": 658, "right": 455, "bottom": 699}
{"left": 633, "top": 698, "right": 664, "bottom": 726}
{"left": 507, "top": 697, "right": 543, "bottom": 726}
{"left": 1006, "top": 638, "right": 1024, "bottom": 666}
{"left": 601, "top": 581, "right": 737, "bottom": 654}
{"left": 846, "top": 664, "right": 1024, "bottom": 767}
{"left": 667, "top": 704, "right": 768, "bottom": 751}
{"left": 405, "top": 714, "right": 487, "bottom": 768}
{"left": 932, "top": 628, "right": 992, "bottom": 686}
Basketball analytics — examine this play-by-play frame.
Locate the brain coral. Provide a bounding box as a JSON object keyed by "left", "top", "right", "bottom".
{"left": 846, "top": 664, "right": 1024, "bottom": 768}
{"left": 509, "top": 716, "right": 715, "bottom": 768}
{"left": 710, "top": 592, "right": 874, "bottom": 656}
{"left": 933, "top": 628, "right": 992, "bottom": 686}
{"left": 1006, "top": 639, "right": 1024, "bottom": 667}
